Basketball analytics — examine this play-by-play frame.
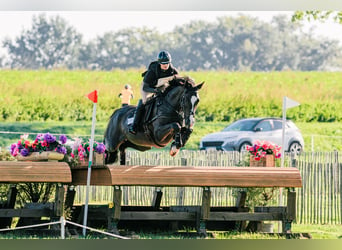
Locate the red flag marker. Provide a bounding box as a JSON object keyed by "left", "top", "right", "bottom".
{"left": 83, "top": 89, "right": 98, "bottom": 236}
{"left": 86, "top": 90, "right": 98, "bottom": 103}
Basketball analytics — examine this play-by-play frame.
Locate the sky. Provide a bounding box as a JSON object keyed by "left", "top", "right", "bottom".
{"left": 1, "top": 11, "right": 342, "bottom": 56}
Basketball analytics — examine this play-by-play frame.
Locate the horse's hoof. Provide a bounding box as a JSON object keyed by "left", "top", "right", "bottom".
{"left": 170, "top": 144, "right": 180, "bottom": 157}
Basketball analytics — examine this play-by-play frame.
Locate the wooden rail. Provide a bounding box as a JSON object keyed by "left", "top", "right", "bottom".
{"left": 0, "top": 161, "right": 72, "bottom": 183}
{"left": 71, "top": 165, "right": 302, "bottom": 187}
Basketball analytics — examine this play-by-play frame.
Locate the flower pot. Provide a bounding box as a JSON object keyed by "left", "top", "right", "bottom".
{"left": 257, "top": 222, "right": 274, "bottom": 233}
{"left": 249, "top": 154, "right": 275, "bottom": 167}
{"left": 16, "top": 151, "right": 65, "bottom": 161}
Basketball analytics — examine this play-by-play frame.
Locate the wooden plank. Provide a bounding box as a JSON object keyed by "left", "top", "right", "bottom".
{"left": 286, "top": 190, "right": 296, "bottom": 221}
{"left": 104, "top": 166, "right": 302, "bottom": 188}
{"left": 201, "top": 188, "right": 211, "bottom": 220}
{"left": 113, "top": 187, "right": 122, "bottom": 221}
{"left": 0, "top": 162, "right": 71, "bottom": 183}
{"left": 54, "top": 185, "right": 65, "bottom": 217}
{"left": 118, "top": 211, "right": 284, "bottom": 221}
{"left": 0, "top": 209, "right": 51, "bottom": 217}
{"left": 208, "top": 212, "right": 283, "bottom": 221}
{"left": 6, "top": 185, "right": 18, "bottom": 208}
{"left": 71, "top": 168, "right": 112, "bottom": 186}
{"left": 151, "top": 189, "right": 163, "bottom": 209}
{"left": 120, "top": 211, "right": 196, "bottom": 221}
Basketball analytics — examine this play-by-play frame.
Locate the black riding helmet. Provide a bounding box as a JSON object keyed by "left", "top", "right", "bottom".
{"left": 158, "top": 51, "right": 172, "bottom": 64}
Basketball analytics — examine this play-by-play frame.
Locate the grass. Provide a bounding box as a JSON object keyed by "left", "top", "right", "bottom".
{"left": 0, "top": 223, "right": 340, "bottom": 239}
{"left": 1, "top": 120, "right": 341, "bottom": 152}
{"left": 1, "top": 70, "right": 342, "bottom": 123}
{"left": 291, "top": 224, "right": 342, "bottom": 239}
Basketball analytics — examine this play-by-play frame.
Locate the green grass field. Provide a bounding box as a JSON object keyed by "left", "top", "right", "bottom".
{"left": 0, "top": 70, "right": 341, "bottom": 123}
{"left": 1, "top": 120, "right": 341, "bottom": 152}
{"left": 1, "top": 70, "right": 341, "bottom": 151}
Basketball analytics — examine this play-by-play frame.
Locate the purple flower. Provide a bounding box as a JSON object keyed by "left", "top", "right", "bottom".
{"left": 56, "top": 146, "right": 67, "bottom": 155}
{"left": 43, "top": 133, "right": 56, "bottom": 143}
{"left": 20, "top": 148, "right": 30, "bottom": 157}
{"left": 10, "top": 143, "right": 18, "bottom": 156}
{"left": 95, "top": 143, "right": 106, "bottom": 154}
{"left": 36, "top": 133, "right": 44, "bottom": 140}
{"left": 10, "top": 143, "right": 17, "bottom": 151}
{"left": 59, "top": 135, "right": 67, "bottom": 144}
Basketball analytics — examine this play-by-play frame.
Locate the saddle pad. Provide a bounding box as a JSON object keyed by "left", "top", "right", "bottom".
{"left": 127, "top": 117, "right": 134, "bottom": 125}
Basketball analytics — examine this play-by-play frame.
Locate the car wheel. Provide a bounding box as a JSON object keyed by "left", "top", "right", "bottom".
{"left": 239, "top": 142, "right": 252, "bottom": 152}
{"left": 288, "top": 142, "right": 303, "bottom": 155}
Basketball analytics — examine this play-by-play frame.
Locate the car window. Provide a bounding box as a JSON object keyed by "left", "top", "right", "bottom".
{"left": 273, "top": 120, "right": 282, "bottom": 130}
{"left": 222, "top": 120, "right": 258, "bottom": 132}
{"left": 255, "top": 120, "right": 272, "bottom": 131}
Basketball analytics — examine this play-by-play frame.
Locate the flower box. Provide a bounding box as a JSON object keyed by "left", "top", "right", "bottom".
{"left": 247, "top": 140, "right": 281, "bottom": 167}
{"left": 250, "top": 154, "right": 275, "bottom": 167}
{"left": 11, "top": 133, "right": 68, "bottom": 162}
{"left": 16, "top": 151, "right": 65, "bottom": 162}
{"left": 69, "top": 139, "right": 106, "bottom": 169}
{"left": 71, "top": 152, "right": 105, "bottom": 169}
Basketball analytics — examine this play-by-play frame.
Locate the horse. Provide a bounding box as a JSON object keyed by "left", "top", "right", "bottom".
{"left": 104, "top": 77, "right": 204, "bottom": 165}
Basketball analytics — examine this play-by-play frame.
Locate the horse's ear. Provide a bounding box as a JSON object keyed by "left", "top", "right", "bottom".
{"left": 194, "top": 82, "right": 204, "bottom": 91}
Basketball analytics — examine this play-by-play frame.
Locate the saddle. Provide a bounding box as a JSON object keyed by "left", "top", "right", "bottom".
{"left": 127, "top": 95, "right": 161, "bottom": 131}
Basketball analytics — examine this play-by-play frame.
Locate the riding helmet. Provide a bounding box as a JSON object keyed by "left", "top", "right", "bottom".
{"left": 158, "top": 51, "right": 172, "bottom": 64}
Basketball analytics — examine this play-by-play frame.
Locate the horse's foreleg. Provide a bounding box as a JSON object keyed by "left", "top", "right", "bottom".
{"left": 170, "top": 123, "right": 183, "bottom": 157}
{"left": 180, "top": 127, "right": 193, "bottom": 147}
{"left": 170, "top": 127, "right": 193, "bottom": 157}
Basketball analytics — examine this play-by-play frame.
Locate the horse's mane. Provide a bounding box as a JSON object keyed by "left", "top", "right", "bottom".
{"left": 165, "top": 76, "right": 196, "bottom": 93}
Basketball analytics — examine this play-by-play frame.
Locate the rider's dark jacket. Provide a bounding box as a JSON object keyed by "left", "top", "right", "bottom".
{"left": 142, "top": 61, "right": 178, "bottom": 93}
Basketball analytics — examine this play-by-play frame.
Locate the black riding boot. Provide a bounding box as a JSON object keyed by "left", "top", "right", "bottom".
{"left": 129, "top": 99, "right": 144, "bottom": 135}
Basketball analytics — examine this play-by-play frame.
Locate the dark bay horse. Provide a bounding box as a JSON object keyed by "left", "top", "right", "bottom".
{"left": 104, "top": 77, "right": 204, "bottom": 165}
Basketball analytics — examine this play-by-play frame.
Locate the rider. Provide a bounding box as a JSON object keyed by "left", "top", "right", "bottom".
{"left": 129, "top": 50, "right": 179, "bottom": 135}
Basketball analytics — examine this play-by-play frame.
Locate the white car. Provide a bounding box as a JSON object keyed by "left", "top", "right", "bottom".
{"left": 199, "top": 117, "right": 304, "bottom": 154}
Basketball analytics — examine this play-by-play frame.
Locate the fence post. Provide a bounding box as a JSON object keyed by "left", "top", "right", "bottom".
{"left": 60, "top": 216, "right": 65, "bottom": 239}
{"left": 177, "top": 158, "right": 187, "bottom": 206}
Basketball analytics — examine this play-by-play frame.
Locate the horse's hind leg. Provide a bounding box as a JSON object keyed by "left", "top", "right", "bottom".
{"left": 105, "top": 150, "right": 118, "bottom": 165}
{"left": 120, "top": 150, "right": 126, "bottom": 165}
{"left": 119, "top": 145, "right": 126, "bottom": 165}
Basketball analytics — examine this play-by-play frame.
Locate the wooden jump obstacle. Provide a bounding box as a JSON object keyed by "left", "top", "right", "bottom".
{"left": 0, "top": 162, "right": 302, "bottom": 236}
{"left": 0, "top": 161, "right": 71, "bottom": 229}
{"left": 70, "top": 165, "right": 302, "bottom": 235}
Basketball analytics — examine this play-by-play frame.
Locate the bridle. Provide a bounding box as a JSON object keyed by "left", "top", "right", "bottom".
{"left": 180, "top": 88, "right": 198, "bottom": 130}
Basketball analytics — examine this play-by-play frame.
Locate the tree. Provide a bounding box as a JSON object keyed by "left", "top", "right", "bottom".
{"left": 78, "top": 27, "right": 162, "bottom": 70}
{"left": 2, "top": 14, "right": 83, "bottom": 69}
{"left": 292, "top": 11, "right": 342, "bottom": 24}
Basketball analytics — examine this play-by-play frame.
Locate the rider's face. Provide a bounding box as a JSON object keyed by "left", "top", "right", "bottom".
{"left": 160, "top": 63, "right": 170, "bottom": 71}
